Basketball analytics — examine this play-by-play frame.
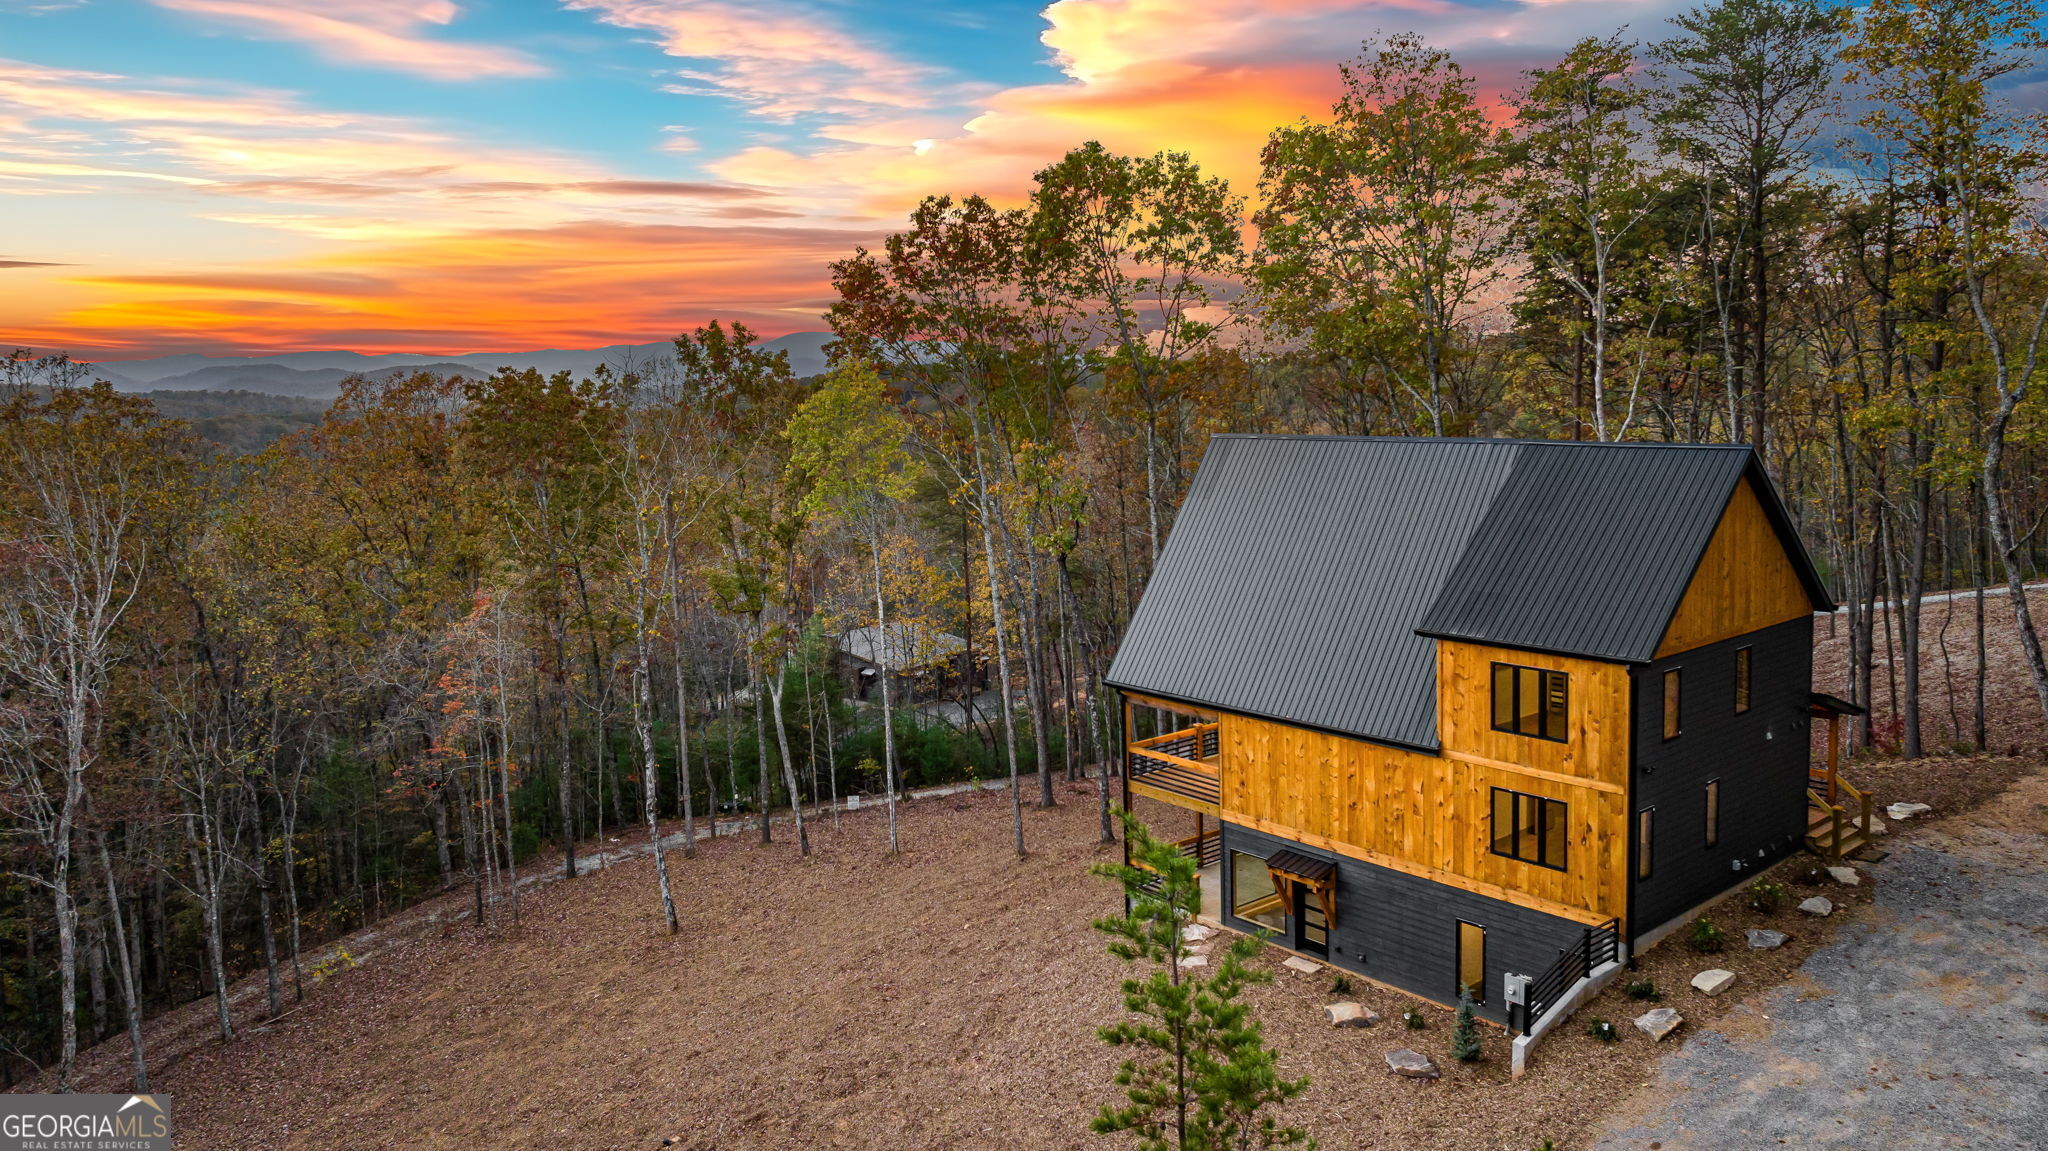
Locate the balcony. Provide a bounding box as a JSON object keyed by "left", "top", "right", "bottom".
{"left": 1126, "top": 721, "right": 1221, "bottom": 815}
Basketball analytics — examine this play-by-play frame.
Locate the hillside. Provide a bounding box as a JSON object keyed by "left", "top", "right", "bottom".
{"left": 82, "top": 332, "right": 834, "bottom": 399}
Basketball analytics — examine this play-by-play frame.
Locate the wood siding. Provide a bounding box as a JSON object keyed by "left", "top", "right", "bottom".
{"left": 1217, "top": 640, "right": 1631, "bottom": 923}
{"left": 1219, "top": 821, "right": 1589, "bottom": 1024}
{"left": 1656, "top": 477, "right": 1814, "bottom": 658}
{"left": 1631, "top": 618, "right": 1813, "bottom": 936}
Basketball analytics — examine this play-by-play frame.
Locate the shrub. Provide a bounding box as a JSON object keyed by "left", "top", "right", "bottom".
{"left": 1746, "top": 878, "right": 1788, "bottom": 914}
{"left": 1626, "top": 978, "right": 1660, "bottom": 1001}
{"left": 1586, "top": 1018, "right": 1619, "bottom": 1042}
{"left": 1402, "top": 1008, "right": 1428, "bottom": 1030}
{"left": 1687, "top": 917, "right": 1728, "bottom": 953}
{"left": 1330, "top": 975, "right": 1353, "bottom": 996}
{"left": 509, "top": 822, "right": 541, "bottom": 864}
{"left": 1450, "top": 985, "right": 1482, "bottom": 1062}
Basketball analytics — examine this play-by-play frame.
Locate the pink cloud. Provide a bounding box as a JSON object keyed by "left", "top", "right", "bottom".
{"left": 150, "top": 0, "right": 545, "bottom": 79}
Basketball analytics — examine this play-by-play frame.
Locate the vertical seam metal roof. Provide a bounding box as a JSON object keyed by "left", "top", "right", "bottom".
{"left": 1104, "top": 435, "right": 1833, "bottom": 749}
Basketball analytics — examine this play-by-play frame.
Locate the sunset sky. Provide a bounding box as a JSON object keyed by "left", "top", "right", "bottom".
{"left": 5, "top": 0, "right": 1698, "bottom": 359}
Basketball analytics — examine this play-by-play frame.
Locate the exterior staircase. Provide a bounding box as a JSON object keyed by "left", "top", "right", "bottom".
{"left": 1806, "top": 770, "right": 1877, "bottom": 862}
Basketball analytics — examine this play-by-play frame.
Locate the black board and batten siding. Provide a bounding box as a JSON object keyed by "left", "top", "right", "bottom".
{"left": 1218, "top": 821, "right": 1586, "bottom": 1026}
{"left": 1629, "top": 618, "right": 1814, "bottom": 939}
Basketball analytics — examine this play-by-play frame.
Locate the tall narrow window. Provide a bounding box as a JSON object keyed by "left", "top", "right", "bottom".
{"left": 1490, "top": 661, "right": 1569, "bottom": 741}
{"left": 1662, "top": 668, "right": 1682, "bottom": 740}
{"left": 1489, "top": 787, "right": 1568, "bottom": 871}
{"left": 1637, "top": 807, "right": 1655, "bottom": 879}
{"left": 1456, "top": 921, "right": 1486, "bottom": 1002}
{"left": 1704, "top": 779, "right": 1721, "bottom": 848}
{"left": 1734, "top": 647, "right": 1752, "bottom": 714}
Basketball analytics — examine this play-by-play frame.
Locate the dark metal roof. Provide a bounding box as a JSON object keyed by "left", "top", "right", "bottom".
{"left": 1106, "top": 435, "right": 1833, "bottom": 750}
{"left": 1415, "top": 443, "right": 1832, "bottom": 662}
{"left": 1265, "top": 849, "right": 1336, "bottom": 884}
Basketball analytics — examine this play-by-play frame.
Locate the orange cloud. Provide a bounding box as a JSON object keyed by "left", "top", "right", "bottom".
{"left": 149, "top": 0, "right": 544, "bottom": 79}
{"left": 35, "top": 220, "right": 871, "bottom": 355}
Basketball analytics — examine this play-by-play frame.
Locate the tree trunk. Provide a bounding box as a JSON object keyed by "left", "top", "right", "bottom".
{"left": 871, "top": 531, "right": 900, "bottom": 854}
{"left": 98, "top": 838, "right": 146, "bottom": 1090}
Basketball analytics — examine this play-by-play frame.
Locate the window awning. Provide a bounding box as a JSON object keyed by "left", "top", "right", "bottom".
{"left": 1264, "top": 849, "right": 1337, "bottom": 929}
{"left": 1808, "top": 691, "right": 1866, "bottom": 718}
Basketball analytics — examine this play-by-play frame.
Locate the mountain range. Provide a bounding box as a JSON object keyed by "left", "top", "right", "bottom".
{"left": 83, "top": 331, "right": 834, "bottom": 401}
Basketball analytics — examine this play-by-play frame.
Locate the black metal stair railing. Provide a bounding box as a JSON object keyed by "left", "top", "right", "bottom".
{"left": 1510, "top": 917, "right": 1621, "bottom": 1035}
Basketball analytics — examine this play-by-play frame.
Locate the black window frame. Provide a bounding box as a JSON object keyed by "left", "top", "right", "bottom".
{"left": 1703, "top": 779, "right": 1720, "bottom": 848}
{"left": 1489, "top": 661, "right": 1569, "bottom": 742}
{"left": 1488, "top": 786, "right": 1568, "bottom": 871}
{"left": 1661, "top": 667, "right": 1682, "bottom": 741}
{"left": 1733, "top": 646, "right": 1752, "bottom": 714}
{"left": 1636, "top": 807, "right": 1655, "bottom": 880}
{"left": 1455, "top": 919, "right": 1487, "bottom": 1003}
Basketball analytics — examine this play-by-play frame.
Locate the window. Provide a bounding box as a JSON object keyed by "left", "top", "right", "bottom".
{"left": 1636, "top": 808, "right": 1655, "bottom": 879}
{"left": 1734, "top": 647, "right": 1752, "bottom": 714}
{"left": 1662, "top": 668, "right": 1682, "bottom": 740}
{"left": 1490, "top": 662, "right": 1568, "bottom": 741}
{"left": 1230, "top": 851, "right": 1285, "bottom": 931}
{"left": 1489, "top": 787, "right": 1568, "bottom": 870}
{"left": 1704, "top": 779, "right": 1720, "bottom": 848}
{"left": 1456, "top": 921, "right": 1486, "bottom": 1002}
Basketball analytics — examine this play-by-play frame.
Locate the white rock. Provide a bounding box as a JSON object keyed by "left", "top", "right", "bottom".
{"left": 1746, "top": 929, "right": 1789, "bottom": 950}
{"left": 1324, "top": 1001, "right": 1380, "bottom": 1028}
{"left": 1798, "top": 896, "right": 1834, "bottom": 917}
{"left": 1826, "top": 865, "right": 1861, "bottom": 887}
{"left": 1635, "top": 1007, "right": 1684, "bottom": 1041}
{"left": 1181, "top": 924, "right": 1215, "bottom": 943}
{"left": 1385, "top": 1048, "right": 1440, "bottom": 1078}
{"left": 1180, "top": 955, "right": 1208, "bottom": 969}
{"left": 1282, "top": 956, "right": 1322, "bottom": 975}
{"left": 1888, "top": 802, "right": 1932, "bottom": 821}
{"left": 1867, "top": 815, "right": 1889, "bottom": 836}
{"left": 1691, "top": 968, "right": 1737, "bottom": 996}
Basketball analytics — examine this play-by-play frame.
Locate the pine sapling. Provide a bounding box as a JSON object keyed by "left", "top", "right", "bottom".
{"left": 1450, "top": 985, "right": 1482, "bottom": 1062}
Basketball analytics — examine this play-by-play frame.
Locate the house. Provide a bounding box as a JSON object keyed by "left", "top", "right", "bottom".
{"left": 1105, "top": 435, "right": 1860, "bottom": 1046}
{"left": 837, "top": 623, "right": 981, "bottom": 704}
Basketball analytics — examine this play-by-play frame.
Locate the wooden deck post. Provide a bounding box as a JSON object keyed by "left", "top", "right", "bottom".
{"left": 1826, "top": 713, "right": 1840, "bottom": 804}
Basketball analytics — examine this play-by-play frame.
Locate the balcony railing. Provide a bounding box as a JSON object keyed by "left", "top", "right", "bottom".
{"left": 1126, "top": 722, "right": 1221, "bottom": 810}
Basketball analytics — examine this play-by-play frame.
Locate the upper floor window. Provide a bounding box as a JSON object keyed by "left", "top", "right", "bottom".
{"left": 1490, "top": 787, "right": 1568, "bottom": 870}
{"left": 1490, "top": 662, "right": 1568, "bottom": 742}
{"left": 1734, "top": 647, "right": 1752, "bottom": 714}
{"left": 1662, "top": 668, "right": 1682, "bottom": 740}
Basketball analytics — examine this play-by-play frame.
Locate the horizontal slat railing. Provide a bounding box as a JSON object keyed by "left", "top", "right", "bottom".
{"left": 1512, "top": 917, "right": 1620, "bottom": 1035}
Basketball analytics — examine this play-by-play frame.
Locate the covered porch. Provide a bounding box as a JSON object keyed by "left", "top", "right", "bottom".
{"left": 1122, "top": 695, "right": 1226, "bottom": 919}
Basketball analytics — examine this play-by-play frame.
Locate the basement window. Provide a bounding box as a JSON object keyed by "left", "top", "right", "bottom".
{"left": 1637, "top": 808, "right": 1655, "bottom": 880}
{"left": 1489, "top": 787, "right": 1568, "bottom": 871}
{"left": 1230, "top": 851, "right": 1286, "bottom": 932}
{"left": 1490, "top": 662, "right": 1568, "bottom": 742}
{"left": 1456, "top": 921, "right": 1486, "bottom": 1003}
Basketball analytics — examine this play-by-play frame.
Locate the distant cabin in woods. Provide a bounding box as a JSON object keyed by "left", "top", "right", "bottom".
{"left": 836, "top": 623, "right": 982, "bottom": 703}
{"left": 1106, "top": 435, "right": 1869, "bottom": 1050}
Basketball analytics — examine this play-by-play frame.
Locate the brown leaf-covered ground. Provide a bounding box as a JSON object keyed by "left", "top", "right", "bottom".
{"left": 38, "top": 589, "right": 2048, "bottom": 1151}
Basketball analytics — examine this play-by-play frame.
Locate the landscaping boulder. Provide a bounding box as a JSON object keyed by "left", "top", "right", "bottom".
{"left": 1282, "top": 956, "right": 1322, "bottom": 975}
{"left": 1634, "top": 1007, "right": 1683, "bottom": 1041}
{"left": 1888, "top": 802, "right": 1932, "bottom": 821}
{"left": 1798, "top": 896, "right": 1834, "bottom": 917}
{"left": 1746, "top": 929, "right": 1789, "bottom": 950}
{"left": 1324, "top": 1001, "right": 1379, "bottom": 1028}
{"left": 1180, "top": 955, "right": 1208, "bottom": 969}
{"left": 1182, "top": 924, "right": 1214, "bottom": 944}
{"left": 1826, "top": 865, "right": 1862, "bottom": 887}
{"left": 1691, "top": 969, "right": 1737, "bottom": 996}
{"left": 1385, "top": 1048, "right": 1440, "bottom": 1079}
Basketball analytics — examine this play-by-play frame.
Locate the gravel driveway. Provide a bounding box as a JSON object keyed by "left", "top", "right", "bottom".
{"left": 1594, "top": 801, "right": 2048, "bottom": 1151}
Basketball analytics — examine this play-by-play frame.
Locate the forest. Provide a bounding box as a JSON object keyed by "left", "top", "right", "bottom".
{"left": 3, "top": 0, "right": 2045, "bottom": 1098}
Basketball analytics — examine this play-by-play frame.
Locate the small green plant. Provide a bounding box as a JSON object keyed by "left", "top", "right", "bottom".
{"left": 1746, "top": 877, "right": 1788, "bottom": 914}
{"left": 1533, "top": 1141, "right": 1559, "bottom": 1151}
{"left": 308, "top": 946, "right": 357, "bottom": 982}
{"left": 1402, "top": 1008, "right": 1428, "bottom": 1030}
{"left": 1586, "top": 1018, "right": 1619, "bottom": 1042}
{"left": 1687, "top": 916, "right": 1728, "bottom": 953}
{"left": 1330, "top": 975, "right": 1353, "bottom": 996}
{"left": 1625, "top": 979, "right": 1660, "bottom": 1002}
{"left": 1450, "top": 985, "right": 1482, "bottom": 1062}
